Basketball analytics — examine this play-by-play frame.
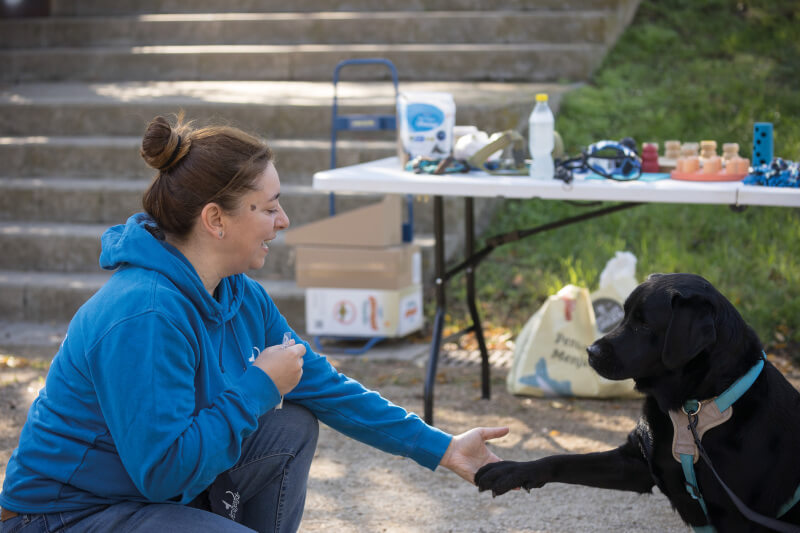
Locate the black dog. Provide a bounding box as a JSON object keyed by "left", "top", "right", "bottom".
{"left": 476, "top": 273, "right": 800, "bottom": 531}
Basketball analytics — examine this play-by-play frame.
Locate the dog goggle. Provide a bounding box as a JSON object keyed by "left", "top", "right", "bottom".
{"left": 557, "top": 140, "right": 642, "bottom": 182}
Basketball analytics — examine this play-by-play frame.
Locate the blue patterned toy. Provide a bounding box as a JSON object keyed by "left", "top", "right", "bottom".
{"left": 744, "top": 157, "right": 800, "bottom": 188}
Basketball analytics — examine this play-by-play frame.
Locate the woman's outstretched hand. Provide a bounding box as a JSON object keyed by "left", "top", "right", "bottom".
{"left": 439, "top": 427, "right": 510, "bottom": 484}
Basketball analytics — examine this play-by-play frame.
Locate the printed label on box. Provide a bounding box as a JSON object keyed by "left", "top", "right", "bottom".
{"left": 305, "top": 285, "right": 423, "bottom": 337}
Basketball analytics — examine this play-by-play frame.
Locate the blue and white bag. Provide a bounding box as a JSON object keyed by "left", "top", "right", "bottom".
{"left": 397, "top": 91, "right": 455, "bottom": 161}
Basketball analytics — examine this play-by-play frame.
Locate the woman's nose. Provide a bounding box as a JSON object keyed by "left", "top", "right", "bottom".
{"left": 277, "top": 207, "right": 290, "bottom": 230}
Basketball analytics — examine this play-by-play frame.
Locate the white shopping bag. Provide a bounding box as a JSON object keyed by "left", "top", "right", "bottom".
{"left": 507, "top": 253, "right": 641, "bottom": 399}
{"left": 591, "top": 251, "right": 639, "bottom": 336}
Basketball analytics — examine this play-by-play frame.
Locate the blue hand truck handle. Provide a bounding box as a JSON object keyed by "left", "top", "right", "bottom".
{"left": 329, "top": 58, "right": 402, "bottom": 219}
{"left": 332, "top": 58, "right": 399, "bottom": 89}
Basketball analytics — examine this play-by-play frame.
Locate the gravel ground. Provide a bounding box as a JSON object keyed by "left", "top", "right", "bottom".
{"left": 301, "top": 355, "right": 689, "bottom": 533}
{"left": 2, "top": 342, "right": 798, "bottom": 532}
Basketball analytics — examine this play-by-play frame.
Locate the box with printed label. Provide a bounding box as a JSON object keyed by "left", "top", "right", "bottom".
{"left": 305, "top": 285, "right": 423, "bottom": 337}
{"left": 294, "top": 244, "right": 421, "bottom": 290}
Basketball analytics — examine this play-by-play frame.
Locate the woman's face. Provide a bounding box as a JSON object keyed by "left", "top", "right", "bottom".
{"left": 221, "top": 162, "right": 290, "bottom": 275}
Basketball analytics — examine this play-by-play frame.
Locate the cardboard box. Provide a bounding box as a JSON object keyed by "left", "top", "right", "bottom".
{"left": 284, "top": 195, "right": 403, "bottom": 248}
{"left": 294, "top": 244, "right": 421, "bottom": 290}
{"left": 305, "top": 285, "right": 423, "bottom": 337}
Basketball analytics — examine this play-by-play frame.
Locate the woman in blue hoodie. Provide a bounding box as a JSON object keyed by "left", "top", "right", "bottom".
{"left": 0, "top": 116, "right": 508, "bottom": 532}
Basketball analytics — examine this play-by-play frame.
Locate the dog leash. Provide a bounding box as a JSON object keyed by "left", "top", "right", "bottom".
{"left": 688, "top": 415, "right": 800, "bottom": 532}
{"left": 677, "top": 354, "right": 800, "bottom": 532}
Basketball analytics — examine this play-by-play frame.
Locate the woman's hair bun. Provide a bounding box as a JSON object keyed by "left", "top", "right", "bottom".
{"left": 141, "top": 115, "right": 189, "bottom": 171}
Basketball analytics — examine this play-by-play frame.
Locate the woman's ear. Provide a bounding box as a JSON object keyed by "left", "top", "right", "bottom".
{"left": 199, "top": 203, "right": 224, "bottom": 239}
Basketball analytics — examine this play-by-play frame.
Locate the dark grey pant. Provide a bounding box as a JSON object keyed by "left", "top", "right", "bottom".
{"left": 1, "top": 403, "right": 319, "bottom": 533}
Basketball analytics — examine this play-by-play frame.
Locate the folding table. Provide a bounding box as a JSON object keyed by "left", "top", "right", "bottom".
{"left": 313, "top": 156, "right": 800, "bottom": 424}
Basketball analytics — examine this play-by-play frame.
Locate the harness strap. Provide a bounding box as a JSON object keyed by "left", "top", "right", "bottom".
{"left": 714, "top": 357, "right": 764, "bottom": 412}
{"left": 675, "top": 354, "right": 800, "bottom": 532}
{"left": 779, "top": 485, "right": 800, "bottom": 519}
{"left": 688, "top": 414, "right": 800, "bottom": 533}
{"left": 670, "top": 401, "right": 731, "bottom": 463}
{"left": 681, "top": 453, "right": 709, "bottom": 515}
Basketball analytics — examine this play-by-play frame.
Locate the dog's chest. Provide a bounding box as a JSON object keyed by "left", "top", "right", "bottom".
{"left": 667, "top": 402, "right": 732, "bottom": 463}
{"left": 637, "top": 406, "right": 697, "bottom": 496}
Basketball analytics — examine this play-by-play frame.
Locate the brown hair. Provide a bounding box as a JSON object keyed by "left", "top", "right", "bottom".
{"left": 140, "top": 114, "right": 274, "bottom": 238}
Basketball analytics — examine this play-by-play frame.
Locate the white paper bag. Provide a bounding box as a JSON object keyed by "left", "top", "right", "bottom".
{"left": 591, "top": 251, "right": 638, "bottom": 336}
{"left": 507, "top": 253, "right": 641, "bottom": 399}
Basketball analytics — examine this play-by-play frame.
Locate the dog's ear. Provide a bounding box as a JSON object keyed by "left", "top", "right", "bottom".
{"left": 661, "top": 294, "right": 716, "bottom": 370}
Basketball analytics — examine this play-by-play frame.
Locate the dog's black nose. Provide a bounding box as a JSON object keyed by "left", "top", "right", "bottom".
{"left": 587, "top": 343, "right": 602, "bottom": 359}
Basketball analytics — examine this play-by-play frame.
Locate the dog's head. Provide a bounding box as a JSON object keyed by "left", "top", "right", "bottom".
{"left": 587, "top": 273, "right": 750, "bottom": 385}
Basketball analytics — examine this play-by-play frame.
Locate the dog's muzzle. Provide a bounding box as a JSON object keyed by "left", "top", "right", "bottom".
{"left": 586, "top": 343, "right": 604, "bottom": 369}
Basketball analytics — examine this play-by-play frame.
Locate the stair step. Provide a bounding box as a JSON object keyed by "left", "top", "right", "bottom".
{"left": 0, "top": 221, "right": 107, "bottom": 273}
{"left": 0, "top": 184, "right": 497, "bottom": 272}
{"left": 0, "top": 178, "right": 497, "bottom": 241}
{"left": 0, "top": 179, "right": 378, "bottom": 225}
{"left": 0, "top": 269, "right": 306, "bottom": 329}
{"left": 2, "top": 43, "right": 603, "bottom": 82}
{"left": 0, "top": 0, "right": 641, "bottom": 343}
{"left": 0, "top": 136, "right": 396, "bottom": 182}
{"left": 0, "top": 269, "right": 110, "bottom": 323}
{"left": 0, "top": 178, "right": 145, "bottom": 223}
{"left": 0, "top": 221, "right": 309, "bottom": 276}
{"left": 0, "top": 81, "right": 568, "bottom": 138}
{"left": 0, "top": 11, "right": 612, "bottom": 48}
{"left": 0, "top": 320, "right": 68, "bottom": 356}
{"left": 50, "top": 0, "right": 631, "bottom": 16}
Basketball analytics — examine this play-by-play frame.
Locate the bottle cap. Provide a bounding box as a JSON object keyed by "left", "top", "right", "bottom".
{"left": 535, "top": 93, "right": 548, "bottom": 102}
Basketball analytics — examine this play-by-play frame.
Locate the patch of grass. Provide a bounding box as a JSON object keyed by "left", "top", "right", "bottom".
{"left": 442, "top": 0, "right": 800, "bottom": 359}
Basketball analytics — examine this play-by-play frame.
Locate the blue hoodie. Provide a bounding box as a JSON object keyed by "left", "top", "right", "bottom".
{"left": 0, "top": 213, "right": 452, "bottom": 513}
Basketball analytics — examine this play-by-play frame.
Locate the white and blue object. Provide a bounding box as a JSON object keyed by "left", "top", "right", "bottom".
{"left": 275, "top": 331, "right": 292, "bottom": 409}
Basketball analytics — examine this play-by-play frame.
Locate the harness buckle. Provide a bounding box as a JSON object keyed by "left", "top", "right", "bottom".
{"left": 682, "top": 400, "right": 702, "bottom": 416}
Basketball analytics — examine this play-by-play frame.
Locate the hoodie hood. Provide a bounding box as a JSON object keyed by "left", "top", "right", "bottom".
{"left": 100, "top": 213, "right": 244, "bottom": 326}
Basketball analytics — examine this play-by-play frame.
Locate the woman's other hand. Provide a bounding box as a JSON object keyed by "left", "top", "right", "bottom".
{"left": 253, "top": 340, "right": 305, "bottom": 395}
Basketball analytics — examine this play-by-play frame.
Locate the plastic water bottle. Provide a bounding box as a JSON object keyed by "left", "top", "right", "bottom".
{"left": 528, "top": 93, "right": 555, "bottom": 179}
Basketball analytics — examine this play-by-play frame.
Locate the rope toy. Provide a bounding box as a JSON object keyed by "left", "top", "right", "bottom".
{"left": 743, "top": 158, "right": 800, "bottom": 187}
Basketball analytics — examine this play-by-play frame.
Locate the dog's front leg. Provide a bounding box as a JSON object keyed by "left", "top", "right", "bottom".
{"left": 475, "top": 439, "right": 653, "bottom": 497}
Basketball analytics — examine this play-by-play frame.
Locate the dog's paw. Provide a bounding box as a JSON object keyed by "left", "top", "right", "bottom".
{"left": 475, "top": 461, "right": 527, "bottom": 497}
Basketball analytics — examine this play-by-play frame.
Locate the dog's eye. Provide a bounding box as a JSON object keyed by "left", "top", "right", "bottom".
{"left": 634, "top": 309, "right": 646, "bottom": 324}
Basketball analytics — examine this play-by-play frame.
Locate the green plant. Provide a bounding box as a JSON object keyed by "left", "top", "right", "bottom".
{"left": 443, "top": 0, "right": 800, "bottom": 360}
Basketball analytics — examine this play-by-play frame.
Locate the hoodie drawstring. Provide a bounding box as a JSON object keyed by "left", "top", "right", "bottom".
{"left": 218, "top": 317, "right": 226, "bottom": 374}
{"left": 229, "top": 322, "right": 249, "bottom": 373}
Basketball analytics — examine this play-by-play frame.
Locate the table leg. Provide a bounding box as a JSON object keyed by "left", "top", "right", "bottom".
{"left": 424, "top": 195, "right": 446, "bottom": 425}
{"left": 464, "top": 198, "right": 491, "bottom": 400}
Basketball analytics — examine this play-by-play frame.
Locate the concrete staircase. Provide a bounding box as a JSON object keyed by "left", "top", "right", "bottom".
{"left": 0, "top": 0, "right": 640, "bottom": 353}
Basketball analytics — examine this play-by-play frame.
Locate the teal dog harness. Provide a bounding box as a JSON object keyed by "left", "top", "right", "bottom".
{"left": 670, "top": 354, "right": 800, "bottom": 532}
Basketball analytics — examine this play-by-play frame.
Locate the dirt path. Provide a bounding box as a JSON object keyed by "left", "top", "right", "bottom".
{"left": 2, "top": 347, "right": 797, "bottom": 532}
{"left": 301, "top": 357, "right": 689, "bottom": 533}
